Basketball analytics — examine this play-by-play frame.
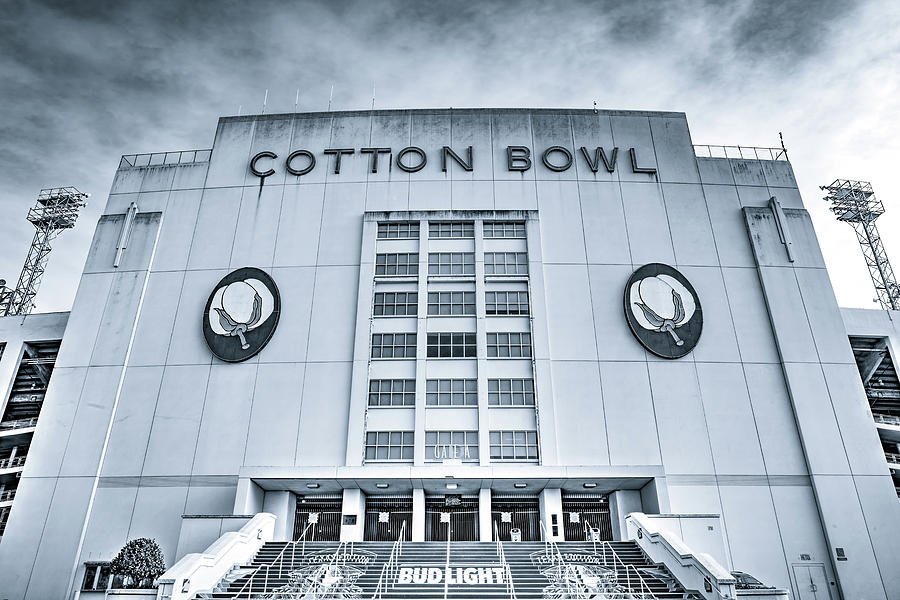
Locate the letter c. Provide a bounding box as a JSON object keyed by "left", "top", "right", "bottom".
{"left": 250, "top": 151, "right": 277, "bottom": 178}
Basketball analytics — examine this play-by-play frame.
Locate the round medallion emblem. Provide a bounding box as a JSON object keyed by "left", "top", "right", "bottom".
{"left": 203, "top": 267, "right": 281, "bottom": 362}
{"left": 624, "top": 263, "right": 702, "bottom": 359}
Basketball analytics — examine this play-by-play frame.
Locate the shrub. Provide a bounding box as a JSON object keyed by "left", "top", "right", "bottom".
{"left": 109, "top": 538, "right": 166, "bottom": 589}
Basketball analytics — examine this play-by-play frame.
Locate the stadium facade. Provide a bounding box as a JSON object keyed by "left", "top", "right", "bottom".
{"left": 0, "top": 108, "right": 898, "bottom": 600}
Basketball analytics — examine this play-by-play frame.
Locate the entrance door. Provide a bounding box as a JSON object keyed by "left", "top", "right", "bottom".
{"left": 294, "top": 495, "right": 343, "bottom": 541}
{"left": 425, "top": 495, "right": 479, "bottom": 540}
{"left": 364, "top": 495, "right": 413, "bottom": 541}
{"left": 491, "top": 494, "right": 540, "bottom": 541}
{"left": 561, "top": 493, "right": 613, "bottom": 541}
{"left": 792, "top": 564, "right": 832, "bottom": 600}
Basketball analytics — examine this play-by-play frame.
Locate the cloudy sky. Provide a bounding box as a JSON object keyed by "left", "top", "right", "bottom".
{"left": 1, "top": 0, "right": 898, "bottom": 313}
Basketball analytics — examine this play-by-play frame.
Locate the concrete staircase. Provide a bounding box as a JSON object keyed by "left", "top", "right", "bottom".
{"left": 204, "top": 540, "right": 699, "bottom": 599}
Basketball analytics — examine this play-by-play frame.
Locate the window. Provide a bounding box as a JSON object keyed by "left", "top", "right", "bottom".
{"left": 374, "top": 292, "right": 417, "bottom": 316}
{"left": 487, "top": 332, "right": 532, "bottom": 358}
{"left": 371, "top": 333, "right": 416, "bottom": 359}
{"left": 81, "top": 563, "right": 112, "bottom": 591}
{"left": 484, "top": 252, "right": 528, "bottom": 275}
{"left": 378, "top": 222, "right": 419, "bottom": 239}
{"left": 429, "top": 221, "right": 474, "bottom": 239}
{"left": 488, "top": 379, "right": 535, "bottom": 406}
{"left": 375, "top": 253, "right": 418, "bottom": 276}
{"left": 428, "top": 252, "right": 475, "bottom": 276}
{"left": 483, "top": 221, "right": 526, "bottom": 239}
{"left": 490, "top": 430, "right": 539, "bottom": 460}
{"left": 425, "top": 431, "right": 479, "bottom": 462}
{"left": 365, "top": 431, "right": 414, "bottom": 461}
{"left": 485, "top": 291, "right": 529, "bottom": 315}
{"left": 427, "top": 333, "right": 476, "bottom": 358}
{"left": 428, "top": 291, "right": 475, "bottom": 316}
{"left": 426, "top": 379, "right": 477, "bottom": 406}
{"left": 369, "top": 379, "right": 415, "bottom": 406}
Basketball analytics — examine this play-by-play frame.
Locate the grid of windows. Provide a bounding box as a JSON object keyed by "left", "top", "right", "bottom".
{"left": 371, "top": 333, "right": 416, "bottom": 358}
{"left": 488, "top": 379, "right": 535, "bottom": 406}
{"left": 484, "top": 252, "right": 528, "bottom": 275}
{"left": 487, "top": 332, "right": 532, "bottom": 358}
{"left": 425, "top": 431, "right": 479, "bottom": 462}
{"left": 375, "top": 253, "right": 419, "bottom": 276}
{"left": 429, "top": 221, "right": 474, "bottom": 239}
{"left": 483, "top": 221, "right": 526, "bottom": 239}
{"left": 428, "top": 252, "right": 475, "bottom": 276}
{"left": 377, "top": 222, "right": 420, "bottom": 239}
{"left": 368, "top": 379, "right": 416, "bottom": 406}
{"left": 489, "top": 430, "right": 539, "bottom": 460}
{"left": 427, "top": 291, "right": 475, "bottom": 315}
{"left": 427, "top": 333, "right": 476, "bottom": 358}
{"left": 365, "top": 431, "right": 414, "bottom": 461}
{"left": 426, "top": 379, "right": 478, "bottom": 406}
{"left": 373, "top": 292, "right": 418, "bottom": 316}
{"left": 485, "top": 291, "right": 529, "bottom": 315}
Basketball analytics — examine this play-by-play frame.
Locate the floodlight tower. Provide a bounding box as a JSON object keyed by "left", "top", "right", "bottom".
{"left": 0, "top": 187, "right": 88, "bottom": 317}
{"left": 821, "top": 179, "right": 900, "bottom": 310}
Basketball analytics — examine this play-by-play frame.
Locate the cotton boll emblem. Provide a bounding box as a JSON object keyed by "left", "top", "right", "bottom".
{"left": 203, "top": 267, "right": 281, "bottom": 362}
{"left": 624, "top": 264, "right": 702, "bottom": 359}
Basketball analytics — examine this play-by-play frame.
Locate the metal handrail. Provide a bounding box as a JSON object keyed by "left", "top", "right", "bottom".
{"left": 373, "top": 520, "right": 407, "bottom": 599}
{"left": 0, "top": 417, "right": 38, "bottom": 430}
{"left": 119, "top": 149, "right": 212, "bottom": 169}
{"left": 874, "top": 413, "right": 900, "bottom": 426}
{"left": 596, "top": 540, "right": 659, "bottom": 599}
{"left": 693, "top": 144, "right": 788, "bottom": 161}
{"left": 0, "top": 456, "right": 26, "bottom": 470}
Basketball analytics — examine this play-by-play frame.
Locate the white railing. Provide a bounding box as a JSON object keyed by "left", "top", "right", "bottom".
{"left": 0, "top": 455, "right": 26, "bottom": 470}
{"left": 874, "top": 413, "right": 900, "bottom": 427}
{"left": 0, "top": 489, "right": 16, "bottom": 503}
{"left": 372, "top": 520, "right": 407, "bottom": 600}
{"left": 494, "top": 522, "right": 517, "bottom": 600}
{"left": 0, "top": 417, "right": 38, "bottom": 431}
{"left": 693, "top": 144, "right": 788, "bottom": 161}
{"left": 886, "top": 452, "right": 900, "bottom": 466}
{"left": 119, "top": 149, "right": 211, "bottom": 169}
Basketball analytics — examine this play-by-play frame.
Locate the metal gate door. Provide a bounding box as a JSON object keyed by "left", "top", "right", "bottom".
{"left": 491, "top": 494, "right": 540, "bottom": 541}
{"left": 294, "top": 495, "right": 343, "bottom": 541}
{"left": 425, "top": 495, "right": 479, "bottom": 541}
{"left": 364, "top": 495, "right": 413, "bottom": 541}
{"left": 561, "top": 493, "right": 613, "bottom": 541}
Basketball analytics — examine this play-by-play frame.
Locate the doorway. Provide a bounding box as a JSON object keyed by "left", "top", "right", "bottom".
{"left": 792, "top": 564, "right": 832, "bottom": 600}
{"left": 561, "top": 492, "right": 613, "bottom": 541}
{"left": 425, "top": 495, "right": 479, "bottom": 540}
{"left": 364, "top": 495, "right": 413, "bottom": 541}
{"left": 294, "top": 495, "right": 343, "bottom": 541}
{"left": 491, "top": 494, "right": 540, "bottom": 541}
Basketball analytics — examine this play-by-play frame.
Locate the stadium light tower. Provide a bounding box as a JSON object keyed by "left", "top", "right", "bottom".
{"left": 0, "top": 187, "right": 88, "bottom": 317}
{"left": 821, "top": 179, "right": 900, "bottom": 310}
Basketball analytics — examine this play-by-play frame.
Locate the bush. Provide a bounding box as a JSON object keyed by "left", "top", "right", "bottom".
{"left": 109, "top": 538, "right": 166, "bottom": 589}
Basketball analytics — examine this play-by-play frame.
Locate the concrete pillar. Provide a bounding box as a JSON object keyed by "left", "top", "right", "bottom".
{"left": 341, "top": 489, "right": 366, "bottom": 542}
{"left": 539, "top": 488, "right": 564, "bottom": 541}
{"left": 608, "top": 490, "right": 642, "bottom": 541}
{"left": 233, "top": 478, "right": 265, "bottom": 515}
{"left": 263, "top": 491, "right": 295, "bottom": 541}
{"left": 412, "top": 488, "right": 425, "bottom": 541}
{"left": 640, "top": 478, "right": 670, "bottom": 514}
{"left": 479, "top": 488, "right": 492, "bottom": 541}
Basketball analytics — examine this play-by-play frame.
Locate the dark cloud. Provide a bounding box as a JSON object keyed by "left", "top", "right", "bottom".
{"left": 0, "top": 0, "right": 896, "bottom": 311}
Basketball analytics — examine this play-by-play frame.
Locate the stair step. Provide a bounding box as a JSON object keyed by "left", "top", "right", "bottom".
{"left": 201, "top": 540, "right": 698, "bottom": 599}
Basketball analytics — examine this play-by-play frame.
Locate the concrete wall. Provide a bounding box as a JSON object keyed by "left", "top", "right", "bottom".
{"left": 0, "top": 109, "right": 895, "bottom": 600}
